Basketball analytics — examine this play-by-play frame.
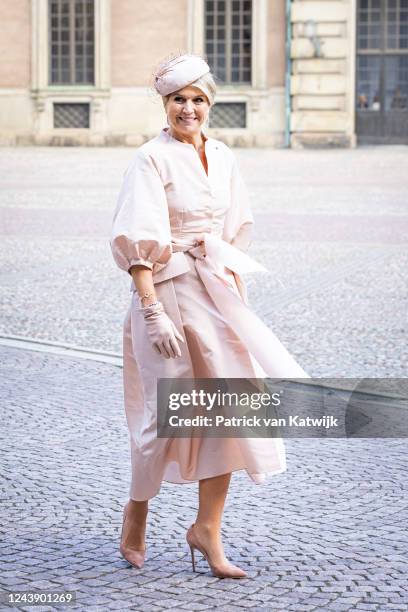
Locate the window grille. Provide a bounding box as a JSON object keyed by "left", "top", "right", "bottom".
{"left": 54, "top": 103, "right": 90, "bottom": 128}
{"left": 209, "top": 102, "right": 246, "bottom": 128}
{"left": 205, "top": 0, "right": 252, "bottom": 84}
{"left": 49, "top": 0, "right": 95, "bottom": 85}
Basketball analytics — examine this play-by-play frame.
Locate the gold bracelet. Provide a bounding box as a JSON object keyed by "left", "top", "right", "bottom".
{"left": 140, "top": 292, "right": 155, "bottom": 303}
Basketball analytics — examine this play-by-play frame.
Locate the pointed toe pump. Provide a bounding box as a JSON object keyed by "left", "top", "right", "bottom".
{"left": 186, "top": 523, "right": 247, "bottom": 579}
{"left": 119, "top": 504, "right": 146, "bottom": 569}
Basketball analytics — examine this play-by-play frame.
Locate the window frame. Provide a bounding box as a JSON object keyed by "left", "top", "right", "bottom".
{"left": 31, "top": 0, "right": 110, "bottom": 93}
{"left": 204, "top": 0, "right": 253, "bottom": 85}
{"left": 48, "top": 0, "right": 96, "bottom": 86}
{"left": 188, "top": 0, "right": 267, "bottom": 90}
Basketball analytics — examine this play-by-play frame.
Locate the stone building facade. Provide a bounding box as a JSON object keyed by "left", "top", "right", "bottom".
{"left": 290, "top": 0, "right": 357, "bottom": 147}
{"left": 0, "top": 0, "right": 407, "bottom": 147}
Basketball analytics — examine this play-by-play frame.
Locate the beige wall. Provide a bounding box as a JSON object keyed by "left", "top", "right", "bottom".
{"left": 111, "top": 0, "right": 188, "bottom": 87}
{"left": 267, "top": 0, "right": 286, "bottom": 88}
{"left": 0, "top": 0, "right": 31, "bottom": 87}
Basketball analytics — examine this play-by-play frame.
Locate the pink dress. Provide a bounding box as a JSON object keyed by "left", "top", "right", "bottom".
{"left": 110, "top": 128, "right": 309, "bottom": 501}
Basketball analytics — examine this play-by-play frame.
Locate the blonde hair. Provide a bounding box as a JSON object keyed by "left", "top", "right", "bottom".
{"left": 162, "top": 72, "right": 217, "bottom": 108}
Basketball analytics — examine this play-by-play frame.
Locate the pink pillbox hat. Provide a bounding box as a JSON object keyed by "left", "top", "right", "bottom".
{"left": 153, "top": 54, "right": 211, "bottom": 96}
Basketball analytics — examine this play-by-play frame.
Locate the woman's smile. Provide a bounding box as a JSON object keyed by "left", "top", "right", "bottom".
{"left": 178, "top": 116, "right": 197, "bottom": 125}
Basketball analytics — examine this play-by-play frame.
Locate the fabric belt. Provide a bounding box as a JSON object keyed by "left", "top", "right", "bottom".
{"left": 172, "top": 233, "right": 267, "bottom": 275}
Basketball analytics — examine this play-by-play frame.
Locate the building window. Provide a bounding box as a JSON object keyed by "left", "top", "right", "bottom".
{"left": 209, "top": 102, "right": 247, "bottom": 127}
{"left": 205, "top": 0, "right": 252, "bottom": 84}
{"left": 49, "top": 0, "right": 95, "bottom": 85}
{"left": 53, "top": 103, "right": 90, "bottom": 128}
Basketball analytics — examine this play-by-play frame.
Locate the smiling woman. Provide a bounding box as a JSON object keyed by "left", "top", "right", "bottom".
{"left": 110, "top": 53, "right": 309, "bottom": 579}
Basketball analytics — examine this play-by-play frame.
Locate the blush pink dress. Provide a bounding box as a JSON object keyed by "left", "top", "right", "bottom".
{"left": 110, "top": 128, "right": 309, "bottom": 501}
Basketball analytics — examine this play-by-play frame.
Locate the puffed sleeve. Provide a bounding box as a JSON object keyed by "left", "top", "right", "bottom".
{"left": 110, "top": 149, "right": 172, "bottom": 275}
{"left": 222, "top": 153, "right": 254, "bottom": 252}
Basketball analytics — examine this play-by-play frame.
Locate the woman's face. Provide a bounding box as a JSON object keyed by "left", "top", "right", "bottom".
{"left": 166, "top": 86, "right": 210, "bottom": 138}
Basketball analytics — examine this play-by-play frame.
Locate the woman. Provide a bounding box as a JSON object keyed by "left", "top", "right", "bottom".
{"left": 110, "top": 54, "right": 309, "bottom": 579}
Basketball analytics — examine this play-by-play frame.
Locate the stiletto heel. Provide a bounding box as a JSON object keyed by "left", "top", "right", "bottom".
{"left": 119, "top": 502, "right": 147, "bottom": 569}
{"left": 189, "top": 544, "right": 196, "bottom": 572}
{"left": 186, "top": 523, "right": 247, "bottom": 579}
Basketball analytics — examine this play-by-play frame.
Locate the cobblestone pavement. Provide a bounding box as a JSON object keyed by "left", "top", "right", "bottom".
{"left": 1, "top": 345, "right": 408, "bottom": 612}
{"left": 1, "top": 146, "right": 408, "bottom": 611}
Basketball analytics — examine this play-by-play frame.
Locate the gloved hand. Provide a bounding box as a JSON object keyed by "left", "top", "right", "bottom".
{"left": 142, "top": 301, "right": 184, "bottom": 359}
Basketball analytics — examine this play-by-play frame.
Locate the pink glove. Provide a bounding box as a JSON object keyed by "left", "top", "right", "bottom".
{"left": 142, "top": 301, "right": 184, "bottom": 359}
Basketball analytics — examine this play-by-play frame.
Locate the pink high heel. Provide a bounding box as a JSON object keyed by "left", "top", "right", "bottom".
{"left": 119, "top": 503, "right": 146, "bottom": 569}
{"left": 186, "top": 523, "right": 247, "bottom": 578}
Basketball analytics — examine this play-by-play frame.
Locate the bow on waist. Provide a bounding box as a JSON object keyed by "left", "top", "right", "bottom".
{"left": 173, "top": 233, "right": 267, "bottom": 274}
{"left": 130, "top": 233, "right": 266, "bottom": 292}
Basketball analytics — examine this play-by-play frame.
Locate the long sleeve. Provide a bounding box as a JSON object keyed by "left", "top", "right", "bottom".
{"left": 222, "top": 154, "right": 254, "bottom": 253}
{"left": 110, "top": 149, "right": 172, "bottom": 275}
